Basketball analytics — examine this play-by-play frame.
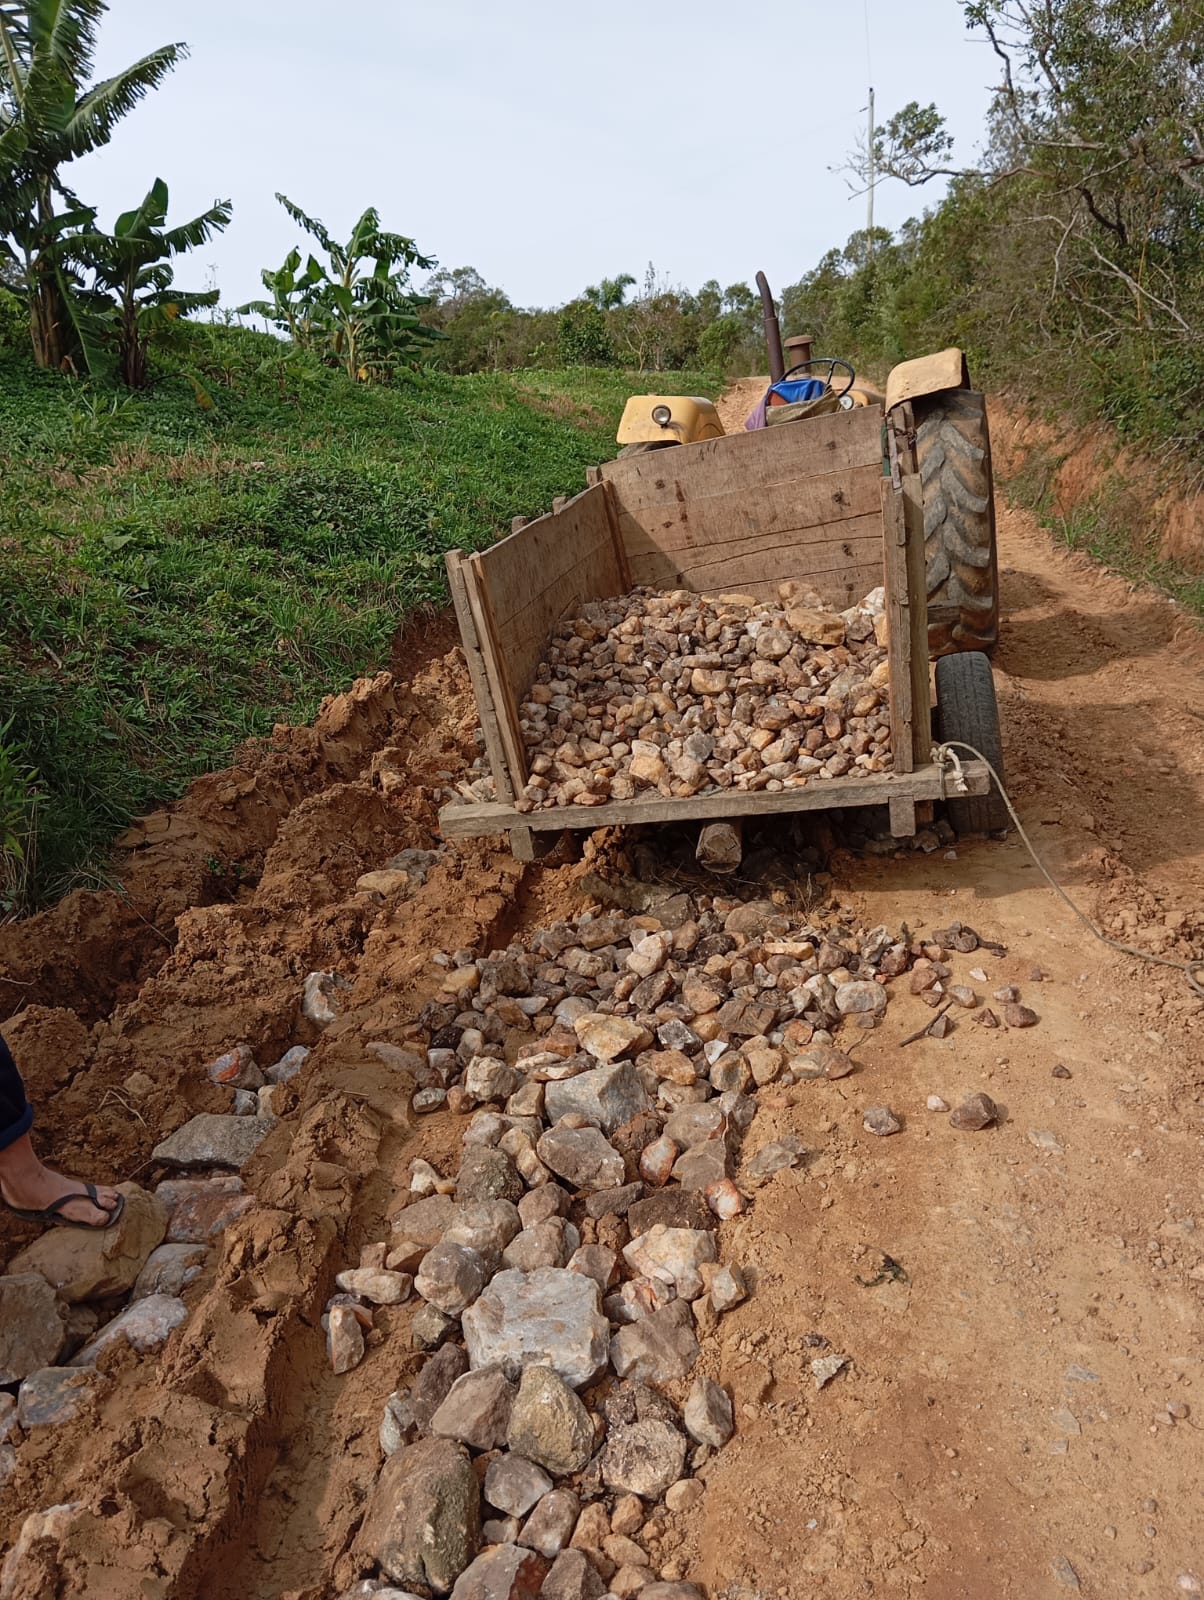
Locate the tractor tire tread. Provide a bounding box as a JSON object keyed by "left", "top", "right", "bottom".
{"left": 915, "top": 389, "right": 999, "bottom": 657}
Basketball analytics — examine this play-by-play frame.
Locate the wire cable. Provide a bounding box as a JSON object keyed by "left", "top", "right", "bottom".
{"left": 933, "top": 741, "right": 1204, "bottom": 1002}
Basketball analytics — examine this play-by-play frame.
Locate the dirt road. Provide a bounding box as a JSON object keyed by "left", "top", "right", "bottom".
{"left": 0, "top": 395, "right": 1201, "bottom": 1600}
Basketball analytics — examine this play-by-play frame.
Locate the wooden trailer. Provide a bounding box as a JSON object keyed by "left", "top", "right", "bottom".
{"left": 439, "top": 404, "right": 994, "bottom": 861}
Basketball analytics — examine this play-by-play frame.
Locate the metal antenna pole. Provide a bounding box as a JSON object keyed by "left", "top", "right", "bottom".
{"left": 867, "top": 85, "right": 876, "bottom": 255}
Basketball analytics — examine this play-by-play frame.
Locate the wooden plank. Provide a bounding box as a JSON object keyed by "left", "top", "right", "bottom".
{"left": 445, "top": 551, "right": 515, "bottom": 803}
{"left": 438, "top": 760, "right": 991, "bottom": 837}
{"left": 599, "top": 478, "right": 633, "bottom": 591}
{"left": 598, "top": 406, "right": 883, "bottom": 502}
{"left": 465, "top": 557, "right": 528, "bottom": 792}
{"left": 509, "top": 825, "right": 566, "bottom": 862}
{"left": 889, "top": 796, "right": 917, "bottom": 838}
{"left": 468, "top": 483, "right": 624, "bottom": 711}
{"left": 882, "top": 478, "right": 915, "bottom": 775}
{"left": 901, "top": 470, "right": 932, "bottom": 765}
{"left": 614, "top": 462, "right": 883, "bottom": 561}
{"left": 624, "top": 515, "right": 884, "bottom": 610}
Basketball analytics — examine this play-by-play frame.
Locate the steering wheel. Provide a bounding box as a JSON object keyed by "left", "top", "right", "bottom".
{"left": 780, "top": 358, "right": 855, "bottom": 400}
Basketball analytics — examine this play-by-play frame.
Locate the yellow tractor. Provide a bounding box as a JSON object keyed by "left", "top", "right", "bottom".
{"left": 615, "top": 274, "right": 998, "bottom": 658}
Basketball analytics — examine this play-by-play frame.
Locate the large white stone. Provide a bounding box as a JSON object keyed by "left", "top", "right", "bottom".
{"left": 462, "top": 1268, "right": 609, "bottom": 1391}
{"left": 544, "top": 1062, "right": 649, "bottom": 1135}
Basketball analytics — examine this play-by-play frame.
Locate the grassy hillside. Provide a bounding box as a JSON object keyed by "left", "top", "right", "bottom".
{"left": 0, "top": 321, "right": 718, "bottom": 903}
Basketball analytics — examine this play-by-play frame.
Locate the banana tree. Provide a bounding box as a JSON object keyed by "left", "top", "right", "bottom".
{"left": 73, "top": 177, "right": 231, "bottom": 386}
{"left": 0, "top": 0, "right": 184, "bottom": 370}
{"left": 241, "top": 194, "right": 440, "bottom": 380}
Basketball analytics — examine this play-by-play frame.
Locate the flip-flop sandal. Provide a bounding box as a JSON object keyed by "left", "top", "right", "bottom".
{"left": 2, "top": 1184, "right": 125, "bottom": 1230}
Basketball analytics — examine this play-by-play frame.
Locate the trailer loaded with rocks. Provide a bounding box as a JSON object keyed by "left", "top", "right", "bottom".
{"left": 441, "top": 405, "right": 1005, "bottom": 862}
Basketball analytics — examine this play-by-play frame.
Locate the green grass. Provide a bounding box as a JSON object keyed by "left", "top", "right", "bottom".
{"left": 999, "top": 446, "right": 1204, "bottom": 618}
{"left": 0, "top": 321, "right": 719, "bottom": 903}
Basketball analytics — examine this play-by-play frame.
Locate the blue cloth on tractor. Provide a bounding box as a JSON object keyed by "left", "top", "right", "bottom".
{"left": 768, "top": 377, "right": 827, "bottom": 405}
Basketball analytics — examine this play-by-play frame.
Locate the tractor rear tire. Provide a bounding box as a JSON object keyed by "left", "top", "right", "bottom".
{"left": 934, "top": 652, "right": 1008, "bottom": 835}
{"left": 617, "top": 440, "right": 678, "bottom": 457}
{"left": 915, "top": 389, "right": 999, "bottom": 657}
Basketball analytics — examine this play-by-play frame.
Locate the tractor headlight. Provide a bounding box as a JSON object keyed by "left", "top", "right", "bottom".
{"left": 651, "top": 404, "right": 672, "bottom": 427}
{"left": 839, "top": 394, "right": 855, "bottom": 410}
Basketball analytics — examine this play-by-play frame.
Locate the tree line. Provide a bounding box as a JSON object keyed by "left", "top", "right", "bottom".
{"left": 795, "top": 0, "right": 1204, "bottom": 462}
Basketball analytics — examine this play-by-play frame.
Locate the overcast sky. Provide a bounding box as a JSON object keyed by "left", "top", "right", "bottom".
{"left": 75, "top": 0, "right": 996, "bottom": 312}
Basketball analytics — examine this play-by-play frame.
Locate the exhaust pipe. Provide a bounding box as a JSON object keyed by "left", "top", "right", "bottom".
{"left": 756, "top": 270, "right": 785, "bottom": 382}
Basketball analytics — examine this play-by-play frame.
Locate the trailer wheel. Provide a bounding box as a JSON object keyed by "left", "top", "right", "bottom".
{"left": 915, "top": 389, "right": 999, "bottom": 657}
{"left": 934, "top": 652, "right": 1008, "bottom": 835}
{"left": 617, "top": 440, "right": 679, "bottom": 457}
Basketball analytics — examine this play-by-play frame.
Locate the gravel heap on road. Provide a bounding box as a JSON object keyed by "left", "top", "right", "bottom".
{"left": 513, "top": 585, "right": 892, "bottom": 813}
{"left": 316, "top": 897, "right": 1035, "bottom": 1599}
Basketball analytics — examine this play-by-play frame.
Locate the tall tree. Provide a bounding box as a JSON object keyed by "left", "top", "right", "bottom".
{"left": 0, "top": 0, "right": 184, "bottom": 370}
{"left": 74, "top": 177, "right": 231, "bottom": 387}
{"left": 241, "top": 195, "right": 439, "bottom": 380}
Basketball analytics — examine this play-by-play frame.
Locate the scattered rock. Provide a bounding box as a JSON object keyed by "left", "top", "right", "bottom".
{"left": 0, "top": 1275, "right": 66, "bottom": 1383}
{"left": 267, "top": 1045, "right": 310, "bottom": 1084}
{"left": 519, "top": 1488, "right": 581, "bottom": 1558}
{"left": 449, "top": 1543, "right": 549, "bottom": 1600}
{"left": 412, "top": 1302, "right": 458, "bottom": 1351}
{"left": 485, "top": 1455, "right": 553, "bottom": 1518}
{"left": 157, "top": 1175, "right": 253, "bottom": 1242}
{"left": 708, "top": 1263, "right": 747, "bottom": 1313}
{"left": 1052, "top": 1063, "right": 1072, "bottom": 1079}
{"left": 567, "top": 1244, "right": 619, "bottom": 1292}
{"left": 862, "top": 1106, "right": 902, "bottom": 1137}
{"left": 610, "top": 1299, "right": 700, "bottom": 1383}
{"left": 811, "top": 1354, "right": 849, "bottom": 1389}
{"left": 537, "top": 1126, "right": 625, "bottom": 1191}
{"left": 926, "top": 1095, "right": 949, "bottom": 1113}
{"left": 463, "top": 1268, "right": 610, "bottom": 1390}
{"left": 627, "top": 1188, "right": 714, "bottom": 1236}
{"left": 623, "top": 1226, "right": 716, "bottom": 1300}
{"left": 704, "top": 1178, "right": 746, "bottom": 1220}
{"left": 1028, "top": 1129, "right": 1065, "bottom": 1154}
{"left": 328, "top": 1304, "right": 366, "bottom": 1373}
{"left": 357, "top": 1437, "right": 481, "bottom": 1594}
{"left": 665, "top": 1478, "right": 704, "bottom": 1512}
{"left": 132, "top": 1243, "right": 206, "bottom": 1300}
{"left": 152, "top": 1113, "right": 274, "bottom": 1172}
{"left": 1004, "top": 1003, "right": 1039, "bottom": 1028}
{"left": 205, "top": 1043, "right": 262, "bottom": 1089}
{"left": 572, "top": 1015, "right": 650, "bottom": 1065}
{"left": 743, "top": 1138, "right": 805, "bottom": 1187}
{"left": 409, "top": 1342, "right": 470, "bottom": 1433}
{"left": 430, "top": 1367, "right": 516, "bottom": 1451}
{"left": 303, "top": 970, "right": 348, "bottom": 1025}
{"left": 70, "top": 1293, "right": 187, "bottom": 1366}
{"left": 16, "top": 1366, "right": 104, "bottom": 1429}
{"left": 395, "top": 1194, "right": 457, "bottom": 1244}
{"left": 507, "top": 1364, "right": 596, "bottom": 1474}
{"left": 545, "top": 1062, "right": 650, "bottom": 1134}
{"left": 335, "top": 1268, "right": 413, "bottom": 1304}
{"left": 602, "top": 1418, "right": 688, "bottom": 1498}
{"left": 415, "top": 1243, "right": 490, "bottom": 1316}
{"left": 540, "top": 1549, "right": 605, "bottom": 1600}
{"left": 834, "top": 981, "right": 887, "bottom": 1017}
{"left": 684, "top": 1376, "right": 734, "bottom": 1447}
{"left": 456, "top": 1145, "right": 524, "bottom": 1205}
{"left": 949, "top": 1093, "right": 998, "bottom": 1131}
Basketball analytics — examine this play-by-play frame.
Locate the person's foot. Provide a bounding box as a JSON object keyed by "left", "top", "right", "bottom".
{"left": 0, "top": 1165, "right": 122, "bottom": 1227}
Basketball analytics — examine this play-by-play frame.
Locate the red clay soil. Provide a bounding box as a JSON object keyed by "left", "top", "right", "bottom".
{"left": 0, "top": 460, "right": 1201, "bottom": 1599}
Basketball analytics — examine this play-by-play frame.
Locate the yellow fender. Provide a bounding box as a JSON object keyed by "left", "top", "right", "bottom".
{"left": 885, "top": 348, "right": 971, "bottom": 413}
{"left": 617, "top": 395, "right": 726, "bottom": 446}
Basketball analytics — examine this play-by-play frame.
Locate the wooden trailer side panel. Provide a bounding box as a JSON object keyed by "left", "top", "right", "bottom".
{"left": 452, "top": 484, "right": 626, "bottom": 794}
{"left": 594, "top": 407, "right": 885, "bottom": 609}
